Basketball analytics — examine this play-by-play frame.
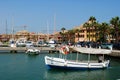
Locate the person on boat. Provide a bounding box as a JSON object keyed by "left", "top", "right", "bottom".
{"left": 98, "top": 55, "right": 103, "bottom": 63}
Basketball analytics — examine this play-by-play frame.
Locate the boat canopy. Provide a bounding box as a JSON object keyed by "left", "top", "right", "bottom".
{"left": 73, "top": 47, "right": 112, "bottom": 54}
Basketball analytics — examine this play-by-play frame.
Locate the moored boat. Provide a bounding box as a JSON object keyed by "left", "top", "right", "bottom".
{"left": 26, "top": 48, "right": 40, "bottom": 55}
{"left": 45, "top": 46, "right": 111, "bottom": 70}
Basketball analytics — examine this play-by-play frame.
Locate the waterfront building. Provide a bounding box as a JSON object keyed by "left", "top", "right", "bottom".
{"left": 74, "top": 24, "right": 96, "bottom": 42}
{"left": 15, "top": 30, "right": 29, "bottom": 40}
{"left": 0, "top": 30, "right": 48, "bottom": 42}
{"left": 0, "top": 23, "right": 116, "bottom": 44}
{"left": 15, "top": 30, "right": 47, "bottom": 42}
{"left": 50, "top": 32, "right": 62, "bottom": 43}
{"left": 0, "top": 34, "right": 11, "bottom": 42}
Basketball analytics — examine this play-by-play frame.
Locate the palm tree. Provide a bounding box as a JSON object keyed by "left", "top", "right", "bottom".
{"left": 61, "top": 27, "right": 66, "bottom": 33}
{"left": 67, "top": 29, "right": 75, "bottom": 43}
{"left": 83, "top": 16, "right": 97, "bottom": 42}
{"left": 74, "top": 29, "right": 80, "bottom": 41}
{"left": 98, "top": 22, "right": 110, "bottom": 43}
{"left": 93, "top": 22, "right": 100, "bottom": 41}
{"left": 89, "top": 16, "right": 96, "bottom": 23}
{"left": 110, "top": 16, "right": 120, "bottom": 43}
{"left": 88, "top": 16, "right": 97, "bottom": 41}
{"left": 83, "top": 22, "right": 91, "bottom": 41}
{"left": 60, "top": 27, "right": 66, "bottom": 43}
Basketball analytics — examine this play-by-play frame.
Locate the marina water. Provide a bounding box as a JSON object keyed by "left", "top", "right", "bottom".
{"left": 0, "top": 52, "right": 120, "bottom": 80}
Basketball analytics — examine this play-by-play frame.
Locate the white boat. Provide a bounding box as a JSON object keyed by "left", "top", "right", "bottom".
{"left": 26, "top": 48, "right": 40, "bottom": 55}
{"left": 26, "top": 41, "right": 34, "bottom": 47}
{"left": 9, "top": 39, "right": 16, "bottom": 47}
{"left": 45, "top": 46, "right": 111, "bottom": 70}
{"left": 48, "top": 39, "right": 57, "bottom": 48}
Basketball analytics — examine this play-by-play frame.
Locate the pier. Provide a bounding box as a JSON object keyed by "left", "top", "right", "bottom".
{"left": 0, "top": 47, "right": 59, "bottom": 53}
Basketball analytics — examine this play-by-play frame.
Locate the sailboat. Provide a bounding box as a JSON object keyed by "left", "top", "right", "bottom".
{"left": 44, "top": 46, "right": 111, "bottom": 70}
{"left": 9, "top": 17, "right": 16, "bottom": 47}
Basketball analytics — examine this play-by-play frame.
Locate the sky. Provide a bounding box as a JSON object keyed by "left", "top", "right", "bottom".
{"left": 0, "top": 0, "right": 120, "bottom": 34}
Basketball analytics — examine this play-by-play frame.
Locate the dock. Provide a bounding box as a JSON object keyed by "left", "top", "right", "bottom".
{"left": 0, "top": 47, "right": 59, "bottom": 53}
{"left": 110, "top": 50, "right": 120, "bottom": 58}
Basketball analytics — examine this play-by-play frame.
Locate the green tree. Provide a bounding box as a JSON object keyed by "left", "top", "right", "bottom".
{"left": 98, "top": 22, "right": 110, "bottom": 43}
{"left": 74, "top": 29, "right": 80, "bottom": 41}
{"left": 93, "top": 22, "right": 101, "bottom": 42}
{"left": 89, "top": 16, "right": 96, "bottom": 23}
{"left": 88, "top": 16, "right": 97, "bottom": 41}
{"left": 83, "top": 22, "right": 91, "bottom": 41}
{"left": 60, "top": 27, "right": 66, "bottom": 43}
{"left": 110, "top": 16, "right": 120, "bottom": 43}
{"left": 67, "top": 29, "right": 75, "bottom": 43}
{"left": 61, "top": 27, "right": 66, "bottom": 33}
{"left": 83, "top": 16, "right": 97, "bottom": 41}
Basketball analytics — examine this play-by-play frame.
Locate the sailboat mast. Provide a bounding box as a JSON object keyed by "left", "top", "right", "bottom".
{"left": 11, "top": 17, "right": 14, "bottom": 39}
{"left": 47, "top": 21, "right": 49, "bottom": 41}
{"left": 54, "top": 14, "right": 56, "bottom": 34}
{"left": 6, "top": 19, "right": 8, "bottom": 34}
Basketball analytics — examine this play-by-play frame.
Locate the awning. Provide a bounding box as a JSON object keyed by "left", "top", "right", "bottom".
{"left": 73, "top": 47, "right": 112, "bottom": 54}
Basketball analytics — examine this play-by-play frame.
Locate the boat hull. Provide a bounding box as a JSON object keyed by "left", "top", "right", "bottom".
{"left": 27, "top": 52, "right": 39, "bottom": 55}
{"left": 45, "top": 56, "right": 110, "bottom": 70}
{"left": 26, "top": 49, "right": 40, "bottom": 55}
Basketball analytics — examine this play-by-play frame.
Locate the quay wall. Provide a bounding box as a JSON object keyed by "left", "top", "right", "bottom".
{"left": 110, "top": 50, "right": 120, "bottom": 58}
{"left": 0, "top": 47, "right": 59, "bottom": 53}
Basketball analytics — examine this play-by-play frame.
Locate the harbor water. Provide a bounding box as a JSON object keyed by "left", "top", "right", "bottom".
{"left": 0, "top": 52, "right": 120, "bottom": 80}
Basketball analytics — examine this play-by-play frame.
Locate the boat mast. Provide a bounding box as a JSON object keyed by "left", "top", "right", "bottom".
{"left": 6, "top": 19, "right": 8, "bottom": 35}
{"left": 47, "top": 21, "right": 49, "bottom": 42}
{"left": 53, "top": 13, "right": 56, "bottom": 39}
{"left": 11, "top": 17, "right": 14, "bottom": 39}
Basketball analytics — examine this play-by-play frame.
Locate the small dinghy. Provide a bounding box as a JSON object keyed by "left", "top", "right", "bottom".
{"left": 26, "top": 48, "right": 40, "bottom": 55}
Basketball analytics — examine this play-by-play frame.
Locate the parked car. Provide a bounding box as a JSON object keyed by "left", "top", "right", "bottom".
{"left": 36, "top": 40, "right": 49, "bottom": 47}
{"left": 100, "top": 43, "right": 113, "bottom": 50}
{"left": 16, "top": 40, "right": 26, "bottom": 47}
{"left": 16, "top": 38, "right": 26, "bottom": 47}
{"left": 25, "top": 41, "right": 34, "bottom": 47}
{"left": 76, "top": 41, "right": 85, "bottom": 47}
{"left": 113, "top": 43, "right": 120, "bottom": 50}
{"left": 86, "top": 42, "right": 100, "bottom": 48}
{"left": 76, "top": 41, "right": 98, "bottom": 48}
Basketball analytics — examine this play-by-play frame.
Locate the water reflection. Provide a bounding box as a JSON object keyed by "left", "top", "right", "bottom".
{"left": 44, "top": 69, "right": 107, "bottom": 80}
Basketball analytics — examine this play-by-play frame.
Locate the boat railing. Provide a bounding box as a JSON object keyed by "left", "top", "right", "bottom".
{"left": 67, "top": 59, "right": 107, "bottom": 63}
